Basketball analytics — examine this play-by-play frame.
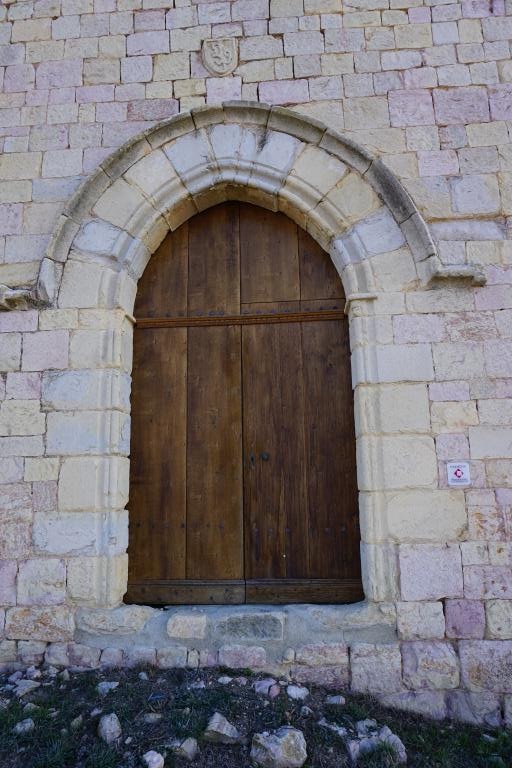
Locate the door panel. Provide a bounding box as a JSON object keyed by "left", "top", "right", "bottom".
{"left": 127, "top": 202, "right": 362, "bottom": 605}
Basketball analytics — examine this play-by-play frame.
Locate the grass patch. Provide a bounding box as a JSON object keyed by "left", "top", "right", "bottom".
{"left": 0, "top": 667, "right": 510, "bottom": 767}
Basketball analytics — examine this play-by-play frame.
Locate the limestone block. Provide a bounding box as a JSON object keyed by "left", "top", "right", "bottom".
{"left": 357, "top": 435, "right": 437, "bottom": 491}
{"left": 379, "top": 691, "right": 447, "bottom": 720}
{"left": 396, "top": 602, "right": 445, "bottom": 641}
{"left": 217, "top": 613, "right": 285, "bottom": 641}
{"left": 58, "top": 261, "right": 107, "bottom": 310}
{"left": 73, "top": 220, "right": 124, "bottom": 256}
{"left": 402, "top": 641, "right": 460, "bottom": 690}
{"left": 361, "top": 543, "right": 400, "bottom": 602}
{"left": 445, "top": 600, "right": 485, "bottom": 639}
{"left": 77, "top": 605, "right": 155, "bottom": 636}
{"left": 431, "top": 401, "right": 479, "bottom": 433}
{"left": 17, "top": 641, "right": 47, "bottom": 666}
{"left": 43, "top": 370, "right": 130, "bottom": 413}
{"left": 433, "top": 342, "right": 485, "bottom": 381}
{"left": 67, "top": 555, "right": 127, "bottom": 607}
{"left": 167, "top": 614, "right": 207, "bottom": 640}
{"left": 355, "top": 384, "right": 430, "bottom": 436}
{"left": 100, "top": 647, "right": 124, "bottom": 668}
{"left": 58, "top": 456, "right": 129, "bottom": 512}
{"left": 33, "top": 510, "right": 128, "bottom": 557}
{"left": 289, "top": 146, "right": 347, "bottom": 196}
{"left": 218, "top": 645, "right": 266, "bottom": 668}
{"left": 447, "top": 691, "right": 502, "bottom": 727}
{"left": 469, "top": 427, "right": 512, "bottom": 459}
{"left": 399, "top": 544, "right": 463, "bottom": 601}
{"left": 46, "top": 411, "right": 130, "bottom": 456}
{"left": 351, "top": 344, "right": 434, "bottom": 387}
{"left": 323, "top": 172, "right": 381, "bottom": 226}
{"left": 350, "top": 644, "right": 403, "bottom": 694}
{"left": 0, "top": 457, "right": 24, "bottom": 484}
{"left": 123, "top": 149, "right": 178, "bottom": 203}
{"left": 460, "top": 640, "right": 512, "bottom": 693}
{"left": 0, "top": 401, "right": 45, "bottom": 437}
{"left": 156, "top": 646, "right": 188, "bottom": 668}
{"left": 125, "top": 646, "right": 156, "bottom": 667}
{"left": 0, "top": 334, "right": 21, "bottom": 372}
{"left": 68, "top": 643, "right": 101, "bottom": 668}
{"left": 5, "top": 606, "right": 74, "bottom": 642}
{"left": 69, "top": 329, "right": 128, "bottom": 370}
{"left": 0, "top": 560, "right": 17, "bottom": 606}
{"left": 45, "top": 642, "right": 69, "bottom": 667}
{"left": 291, "top": 665, "right": 349, "bottom": 688}
{"left": 22, "top": 331, "right": 69, "bottom": 372}
{"left": 0, "top": 640, "right": 17, "bottom": 664}
{"left": 485, "top": 600, "right": 512, "bottom": 639}
{"left": 164, "top": 131, "right": 215, "bottom": 189}
{"left": 17, "top": 559, "right": 66, "bottom": 606}
{"left": 0, "top": 523, "right": 31, "bottom": 559}
{"left": 296, "top": 643, "right": 348, "bottom": 666}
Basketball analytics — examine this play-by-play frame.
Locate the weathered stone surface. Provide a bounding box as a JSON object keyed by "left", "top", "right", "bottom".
{"left": 379, "top": 690, "right": 447, "bottom": 720}
{"left": 156, "top": 646, "right": 188, "bottom": 669}
{"left": 399, "top": 545, "right": 463, "bottom": 601}
{"left": 217, "top": 613, "right": 284, "bottom": 641}
{"left": 485, "top": 600, "right": 512, "bottom": 640}
{"left": 250, "top": 727, "right": 307, "bottom": 768}
{"left": 6, "top": 607, "right": 74, "bottom": 642}
{"left": 446, "top": 691, "right": 502, "bottom": 727}
{"left": 397, "top": 602, "right": 445, "bottom": 641}
{"left": 77, "top": 606, "right": 155, "bottom": 635}
{"left": 17, "top": 559, "right": 66, "bottom": 606}
{"left": 460, "top": 641, "right": 512, "bottom": 693}
{"left": 296, "top": 643, "right": 348, "bottom": 666}
{"left": 167, "top": 613, "right": 207, "bottom": 640}
{"left": 98, "top": 713, "right": 122, "bottom": 745}
{"left": 218, "top": 644, "right": 266, "bottom": 668}
{"left": 203, "top": 712, "right": 241, "bottom": 744}
{"left": 445, "top": 600, "right": 485, "bottom": 640}
{"left": 402, "top": 642, "right": 460, "bottom": 690}
{"left": 351, "top": 644, "right": 403, "bottom": 694}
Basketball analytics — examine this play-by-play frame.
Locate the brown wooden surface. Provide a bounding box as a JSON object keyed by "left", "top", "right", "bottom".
{"left": 128, "top": 202, "right": 360, "bottom": 605}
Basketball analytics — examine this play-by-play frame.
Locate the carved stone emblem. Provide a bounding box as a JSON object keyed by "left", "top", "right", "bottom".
{"left": 201, "top": 38, "right": 238, "bottom": 77}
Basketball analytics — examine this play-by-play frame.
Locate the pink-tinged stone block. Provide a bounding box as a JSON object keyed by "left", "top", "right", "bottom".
{"left": 418, "top": 150, "right": 459, "bottom": 177}
{"left": 399, "top": 544, "right": 463, "bottom": 601}
{"left": 433, "top": 87, "right": 490, "bottom": 125}
{"left": 0, "top": 311, "right": 38, "bottom": 333}
{"left": 468, "top": 505, "right": 506, "bottom": 541}
{"left": 436, "top": 433, "right": 469, "bottom": 460}
{"left": 476, "top": 285, "right": 512, "bottom": 311}
{"left": 127, "top": 98, "right": 179, "bottom": 120}
{"left": 33, "top": 481, "right": 57, "bottom": 513}
{"left": 127, "top": 31, "right": 169, "bottom": 56}
{"left": 484, "top": 340, "right": 512, "bottom": 377}
{"left": 489, "top": 86, "right": 512, "bottom": 120}
{"left": 36, "top": 59, "right": 83, "bottom": 90}
{"left": 206, "top": 76, "right": 242, "bottom": 103}
{"left": 4, "top": 64, "right": 35, "bottom": 93}
{"left": 76, "top": 85, "right": 115, "bottom": 103}
{"left": 409, "top": 7, "right": 430, "bottom": 23}
{"left": 389, "top": 89, "right": 435, "bottom": 127}
{"left": 135, "top": 10, "right": 166, "bottom": 32}
{"left": 259, "top": 78, "right": 309, "bottom": 105}
{"left": 393, "top": 314, "right": 446, "bottom": 343}
{"left": 429, "top": 381, "right": 470, "bottom": 402}
{"left": 463, "top": 0, "right": 504, "bottom": 17}
{"left": 21, "top": 331, "right": 69, "bottom": 372}
{"left": 351, "top": 644, "right": 403, "bottom": 694}
{"left": 402, "top": 641, "right": 460, "bottom": 690}
{"left": 496, "top": 488, "right": 512, "bottom": 506}
{"left": 486, "top": 266, "right": 512, "bottom": 285}
{"left": 5, "top": 373, "right": 41, "bottom": 400}
{"left": 121, "top": 56, "right": 153, "bottom": 84}
{"left": 218, "top": 644, "right": 266, "bottom": 668}
{"left": 0, "top": 561, "right": 17, "bottom": 605}
{"left": 292, "top": 665, "right": 349, "bottom": 689}
{"left": 464, "top": 566, "right": 512, "bottom": 599}
{"left": 232, "top": 0, "right": 268, "bottom": 22}
{"left": 0, "top": 482, "right": 32, "bottom": 515}
{"left": 445, "top": 600, "right": 485, "bottom": 639}
{"left": 460, "top": 640, "right": 512, "bottom": 692}
{"left": 0, "top": 204, "right": 22, "bottom": 236}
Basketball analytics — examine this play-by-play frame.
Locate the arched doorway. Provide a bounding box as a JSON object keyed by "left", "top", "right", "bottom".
{"left": 127, "top": 202, "right": 361, "bottom": 605}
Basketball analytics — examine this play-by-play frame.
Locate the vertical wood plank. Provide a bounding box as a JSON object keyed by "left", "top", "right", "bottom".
{"left": 186, "top": 325, "right": 244, "bottom": 580}
{"left": 188, "top": 202, "right": 240, "bottom": 316}
{"left": 134, "top": 224, "right": 189, "bottom": 319}
{"left": 128, "top": 327, "right": 187, "bottom": 582}
{"left": 242, "top": 322, "right": 309, "bottom": 580}
{"left": 298, "top": 227, "right": 344, "bottom": 306}
{"left": 301, "top": 319, "right": 360, "bottom": 580}
{"left": 240, "top": 204, "right": 300, "bottom": 305}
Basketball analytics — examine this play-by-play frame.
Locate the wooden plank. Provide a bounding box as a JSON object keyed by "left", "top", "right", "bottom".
{"left": 128, "top": 327, "right": 187, "bottom": 582}
{"left": 136, "top": 309, "right": 345, "bottom": 329}
{"left": 298, "top": 227, "right": 344, "bottom": 303}
{"left": 240, "top": 203, "right": 300, "bottom": 304}
{"left": 186, "top": 325, "right": 243, "bottom": 580}
{"left": 126, "top": 580, "right": 245, "bottom": 605}
{"left": 187, "top": 202, "right": 240, "bottom": 316}
{"left": 242, "top": 322, "right": 309, "bottom": 581}
{"left": 301, "top": 319, "right": 361, "bottom": 580}
{"left": 246, "top": 579, "right": 364, "bottom": 604}
{"left": 134, "top": 223, "right": 188, "bottom": 319}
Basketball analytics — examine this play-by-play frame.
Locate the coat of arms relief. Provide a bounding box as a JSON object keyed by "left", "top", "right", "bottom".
{"left": 201, "top": 38, "right": 239, "bottom": 76}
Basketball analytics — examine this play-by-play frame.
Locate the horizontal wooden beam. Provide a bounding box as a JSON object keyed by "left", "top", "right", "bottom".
{"left": 135, "top": 309, "right": 345, "bottom": 329}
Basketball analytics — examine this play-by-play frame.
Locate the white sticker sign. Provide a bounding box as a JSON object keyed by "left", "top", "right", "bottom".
{"left": 447, "top": 462, "right": 471, "bottom": 487}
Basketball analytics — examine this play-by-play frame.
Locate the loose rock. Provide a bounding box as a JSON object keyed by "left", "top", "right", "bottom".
{"left": 143, "top": 712, "right": 162, "bottom": 724}
{"left": 287, "top": 685, "right": 309, "bottom": 701}
{"left": 14, "top": 680, "right": 41, "bottom": 698}
{"left": 139, "top": 671, "right": 149, "bottom": 681}
{"left": 170, "top": 736, "right": 199, "bottom": 762}
{"left": 203, "top": 712, "right": 241, "bottom": 744}
{"left": 269, "top": 684, "right": 281, "bottom": 700}
{"left": 13, "top": 718, "right": 35, "bottom": 735}
{"left": 70, "top": 714, "right": 83, "bottom": 730}
{"left": 325, "top": 694, "right": 346, "bottom": 706}
{"left": 254, "top": 678, "right": 277, "bottom": 696}
{"left": 142, "top": 750, "right": 164, "bottom": 768}
{"left": 217, "top": 676, "right": 232, "bottom": 685}
{"left": 356, "top": 718, "right": 378, "bottom": 737}
{"left": 251, "top": 726, "right": 307, "bottom": 768}
{"left": 97, "top": 681, "right": 119, "bottom": 696}
{"left": 318, "top": 718, "right": 348, "bottom": 739}
{"left": 26, "top": 666, "right": 42, "bottom": 680}
{"left": 377, "top": 726, "right": 407, "bottom": 764}
{"left": 23, "top": 702, "right": 40, "bottom": 714}
{"left": 98, "top": 712, "right": 122, "bottom": 745}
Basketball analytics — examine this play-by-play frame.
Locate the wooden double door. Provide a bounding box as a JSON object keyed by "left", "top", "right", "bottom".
{"left": 127, "top": 202, "right": 362, "bottom": 605}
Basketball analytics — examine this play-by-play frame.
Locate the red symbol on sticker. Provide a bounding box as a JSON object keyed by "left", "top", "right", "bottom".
{"left": 454, "top": 468, "right": 464, "bottom": 478}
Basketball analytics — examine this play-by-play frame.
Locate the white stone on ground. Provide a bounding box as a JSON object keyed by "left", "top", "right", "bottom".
{"left": 13, "top": 718, "right": 35, "bottom": 734}
{"left": 142, "top": 750, "right": 164, "bottom": 768}
{"left": 14, "top": 680, "right": 41, "bottom": 697}
{"left": 325, "top": 694, "right": 346, "bottom": 706}
{"left": 70, "top": 715, "right": 83, "bottom": 730}
{"left": 98, "top": 712, "right": 122, "bottom": 744}
{"left": 287, "top": 685, "right": 309, "bottom": 701}
{"left": 318, "top": 718, "right": 348, "bottom": 738}
{"left": 203, "top": 712, "right": 241, "bottom": 744}
{"left": 170, "top": 737, "right": 199, "bottom": 762}
{"left": 254, "top": 678, "right": 277, "bottom": 695}
{"left": 143, "top": 712, "right": 162, "bottom": 724}
{"left": 217, "top": 676, "right": 232, "bottom": 684}
{"left": 251, "top": 726, "right": 307, "bottom": 768}
{"left": 355, "top": 718, "right": 378, "bottom": 737}
{"left": 97, "top": 681, "right": 119, "bottom": 696}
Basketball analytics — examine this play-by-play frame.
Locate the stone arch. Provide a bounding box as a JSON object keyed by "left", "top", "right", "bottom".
{"left": 33, "top": 101, "right": 444, "bottom": 313}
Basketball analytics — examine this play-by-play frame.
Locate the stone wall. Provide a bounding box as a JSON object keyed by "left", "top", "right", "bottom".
{"left": 0, "top": 0, "right": 512, "bottom": 727}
